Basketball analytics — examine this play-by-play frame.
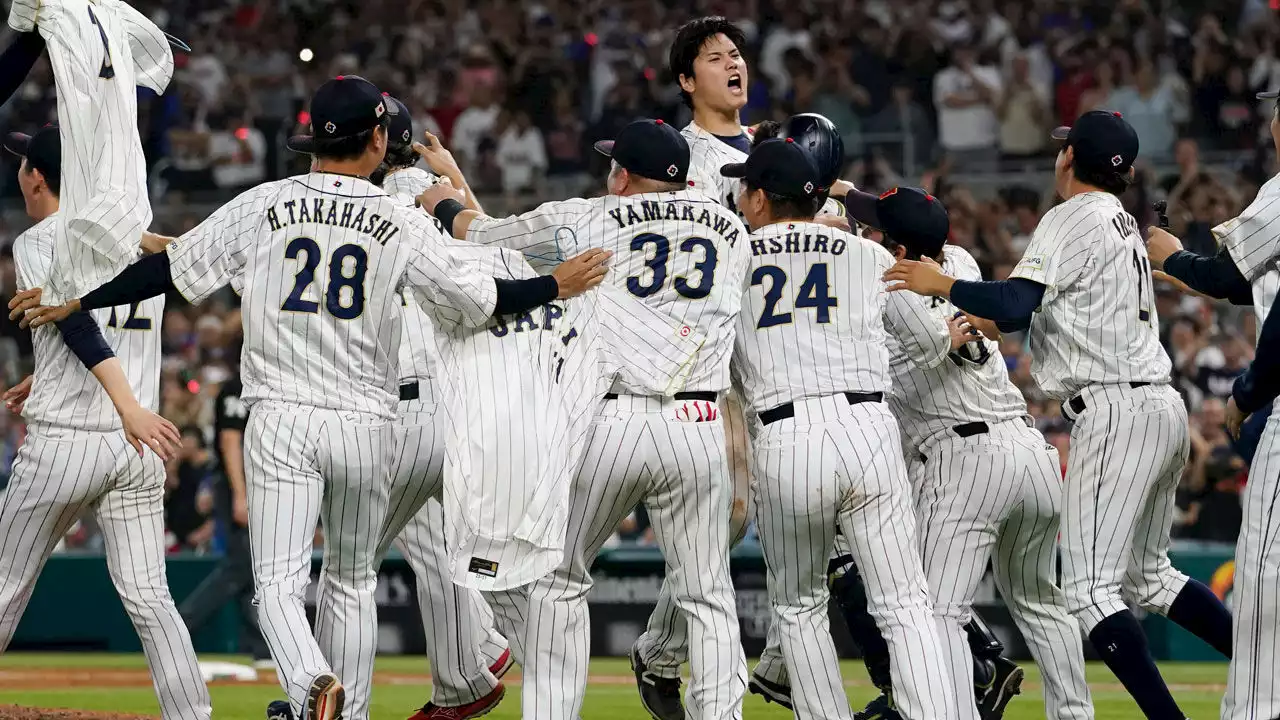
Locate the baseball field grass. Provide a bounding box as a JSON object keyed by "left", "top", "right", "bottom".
{"left": 0, "top": 653, "right": 1228, "bottom": 718}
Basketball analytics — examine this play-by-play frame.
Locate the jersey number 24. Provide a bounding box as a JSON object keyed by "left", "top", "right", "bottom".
{"left": 281, "top": 237, "right": 368, "bottom": 320}
{"left": 752, "top": 264, "right": 837, "bottom": 328}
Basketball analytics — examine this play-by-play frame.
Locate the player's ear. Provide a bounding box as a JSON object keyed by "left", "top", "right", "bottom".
{"left": 678, "top": 72, "right": 697, "bottom": 97}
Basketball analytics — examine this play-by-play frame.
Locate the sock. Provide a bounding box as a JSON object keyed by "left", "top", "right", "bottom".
{"left": 1089, "top": 611, "right": 1185, "bottom": 720}
{"left": 1167, "top": 579, "right": 1233, "bottom": 658}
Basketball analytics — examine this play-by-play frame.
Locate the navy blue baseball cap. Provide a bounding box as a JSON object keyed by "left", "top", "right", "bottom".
{"left": 857, "top": 187, "right": 950, "bottom": 259}
{"left": 382, "top": 94, "right": 415, "bottom": 149}
{"left": 720, "top": 137, "right": 822, "bottom": 200}
{"left": 1051, "top": 110, "right": 1139, "bottom": 176}
{"left": 287, "top": 75, "right": 391, "bottom": 154}
{"left": 4, "top": 125, "right": 60, "bottom": 189}
{"left": 594, "top": 119, "right": 690, "bottom": 183}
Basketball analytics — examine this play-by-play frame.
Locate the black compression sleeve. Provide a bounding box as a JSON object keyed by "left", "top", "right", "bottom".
{"left": 80, "top": 253, "right": 174, "bottom": 311}
{"left": 0, "top": 32, "right": 45, "bottom": 107}
{"left": 55, "top": 311, "right": 114, "bottom": 369}
{"left": 1161, "top": 249, "right": 1254, "bottom": 306}
{"left": 950, "top": 277, "right": 1046, "bottom": 326}
{"left": 1233, "top": 302, "right": 1280, "bottom": 415}
{"left": 493, "top": 276, "right": 559, "bottom": 316}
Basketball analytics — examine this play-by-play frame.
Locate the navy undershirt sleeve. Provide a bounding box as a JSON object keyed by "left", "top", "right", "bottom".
{"left": 1233, "top": 302, "right": 1280, "bottom": 415}
{"left": 55, "top": 312, "right": 114, "bottom": 369}
{"left": 493, "top": 276, "right": 559, "bottom": 316}
{"left": 1161, "top": 249, "right": 1253, "bottom": 306}
{"left": 0, "top": 32, "right": 45, "bottom": 107}
{"left": 80, "top": 253, "right": 175, "bottom": 311}
{"left": 948, "top": 278, "right": 1046, "bottom": 331}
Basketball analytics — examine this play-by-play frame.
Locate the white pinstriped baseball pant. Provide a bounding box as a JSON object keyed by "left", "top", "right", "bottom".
{"left": 0, "top": 424, "right": 211, "bottom": 720}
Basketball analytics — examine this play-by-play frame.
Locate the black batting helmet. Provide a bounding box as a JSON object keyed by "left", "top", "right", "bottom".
{"left": 781, "top": 113, "right": 844, "bottom": 189}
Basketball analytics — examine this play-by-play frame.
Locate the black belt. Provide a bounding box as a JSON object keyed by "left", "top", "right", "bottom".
{"left": 603, "top": 391, "right": 718, "bottom": 402}
{"left": 953, "top": 421, "right": 989, "bottom": 438}
{"left": 759, "top": 392, "right": 883, "bottom": 427}
{"left": 399, "top": 382, "right": 420, "bottom": 402}
{"left": 1065, "top": 381, "right": 1150, "bottom": 418}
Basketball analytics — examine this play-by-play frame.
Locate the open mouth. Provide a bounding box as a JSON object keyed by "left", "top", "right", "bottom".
{"left": 728, "top": 74, "right": 743, "bottom": 93}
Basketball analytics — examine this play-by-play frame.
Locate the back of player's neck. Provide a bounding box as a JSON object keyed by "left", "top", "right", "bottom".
{"left": 29, "top": 197, "right": 57, "bottom": 223}
{"left": 693, "top": 108, "right": 741, "bottom": 137}
{"left": 313, "top": 160, "right": 372, "bottom": 180}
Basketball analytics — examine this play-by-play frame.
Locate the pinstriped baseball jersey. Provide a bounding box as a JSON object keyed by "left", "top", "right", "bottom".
{"left": 13, "top": 213, "right": 162, "bottom": 432}
{"left": 20, "top": 0, "right": 174, "bottom": 303}
{"left": 886, "top": 245, "right": 1027, "bottom": 448}
{"left": 167, "top": 173, "right": 498, "bottom": 419}
{"left": 1217, "top": 171, "right": 1280, "bottom": 410}
{"left": 467, "top": 188, "right": 748, "bottom": 393}
{"left": 382, "top": 166, "right": 445, "bottom": 384}
{"left": 1010, "top": 191, "right": 1171, "bottom": 400}
{"left": 734, "top": 221, "right": 892, "bottom": 414}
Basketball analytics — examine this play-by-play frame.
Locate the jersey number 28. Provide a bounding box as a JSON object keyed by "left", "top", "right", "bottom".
{"left": 752, "top": 264, "right": 837, "bottom": 328}
{"left": 281, "top": 237, "right": 368, "bottom": 320}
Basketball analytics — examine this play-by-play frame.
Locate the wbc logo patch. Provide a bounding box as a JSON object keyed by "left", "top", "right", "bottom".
{"left": 324, "top": 121, "right": 337, "bottom": 134}
{"left": 1111, "top": 154, "right": 1123, "bottom": 167}
{"left": 804, "top": 181, "right": 815, "bottom": 194}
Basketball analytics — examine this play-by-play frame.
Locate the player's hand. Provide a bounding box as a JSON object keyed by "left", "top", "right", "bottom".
{"left": 883, "top": 256, "right": 955, "bottom": 297}
{"left": 1145, "top": 226, "right": 1184, "bottom": 269}
{"left": 946, "top": 312, "right": 976, "bottom": 351}
{"left": 552, "top": 249, "right": 612, "bottom": 298}
{"left": 3, "top": 375, "right": 33, "bottom": 415}
{"left": 964, "top": 314, "right": 1002, "bottom": 342}
{"left": 1225, "top": 396, "right": 1248, "bottom": 440}
{"left": 232, "top": 491, "right": 249, "bottom": 527}
{"left": 21, "top": 299, "right": 80, "bottom": 329}
{"left": 418, "top": 180, "right": 465, "bottom": 215}
{"left": 413, "top": 132, "right": 465, "bottom": 183}
{"left": 120, "top": 405, "right": 182, "bottom": 460}
{"left": 8, "top": 287, "right": 42, "bottom": 322}
{"left": 140, "top": 231, "right": 173, "bottom": 256}
{"left": 813, "top": 213, "right": 851, "bottom": 233}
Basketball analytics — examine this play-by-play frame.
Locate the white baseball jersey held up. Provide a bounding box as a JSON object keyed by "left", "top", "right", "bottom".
{"left": 1010, "top": 192, "right": 1171, "bottom": 399}
{"left": 734, "top": 221, "right": 893, "bottom": 413}
{"left": 168, "top": 172, "right": 498, "bottom": 418}
{"left": 15, "top": 213, "right": 163, "bottom": 431}
{"left": 467, "top": 187, "right": 748, "bottom": 393}
{"left": 886, "top": 245, "right": 1027, "bottom": 449}
{"left": 14, "top": 0, "right": 174, "bottom": 302}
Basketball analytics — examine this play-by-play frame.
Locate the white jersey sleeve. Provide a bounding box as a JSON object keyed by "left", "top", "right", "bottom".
{"left": 1217, "top": 171, "right": 1280, "bottom": 282}
{"left": 169, "top": 185, "right": 270, "bottom": 304}
{"left": 1009, "top": 201, "right": 1097, "bottom": 294}
{"left": 465, "top": 198, "right": 595, "bottom": 272}
{"left": 383, "top": 167, "right": 445, "bottom": 384}
{"left": 883, "top": 289, "right": 952, "bottom": 371}
{"left": 402, "top": 210, "right": 499, "bottom": 331}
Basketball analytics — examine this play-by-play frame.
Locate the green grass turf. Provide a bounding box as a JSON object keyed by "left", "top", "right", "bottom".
{"left": 0, "top": 653, "right": 1229, "bottom": 718}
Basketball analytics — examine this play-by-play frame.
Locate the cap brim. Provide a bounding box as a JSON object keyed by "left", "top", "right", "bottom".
{"left": 845, "top": 188, "right": 882, "bottom": 230}
{"left": 1258, "top": 91, "right": 1280, "bottom": 100}
{"left": 593, "top": 140, "right": 615, "bottom": 157}
{"left": 3, "top": 132, "right": 31, "bottom": 157}
{"left": 1050, "top": 126, "right": 1071, "bottom": 141}
{"left": 286, "top": 135, "right": 316, "bottom": 154}
{"left": 720, "top": 162, "right": 748, "bottom": 178}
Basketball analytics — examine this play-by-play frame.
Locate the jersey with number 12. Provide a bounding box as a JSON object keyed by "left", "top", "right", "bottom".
{"left": 1010, "top": 191, "right": 1171, "bottom": 400}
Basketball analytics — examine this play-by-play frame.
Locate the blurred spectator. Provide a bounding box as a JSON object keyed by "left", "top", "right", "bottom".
{"left": 544, "top": 89, "right": 590, "bottom": 196}
{"left": 496, "top": 109, "right": 548, "bottom": 199}
{"left": 1109, "top": 58, "right": 1179, "bottom": 162}
{"left": 209, "top": 111, "right": 268, "bottom": 191}
{"left": 934, "top": 42, "right": 1003, "bottom": 171}
{"left": 760, "top": 12, "right": 813, "bottom": 98}
{"left": 864, "top": 79, "right": 934, "bottom": 173}
{"left": 165, "top": 427, "right": 217, "bottom": 553}
{"left": 998, "top": 53, "right": 1050, "bottom": 158}
{"left": 452, "top": 83, "right": 502, "bottom": 176}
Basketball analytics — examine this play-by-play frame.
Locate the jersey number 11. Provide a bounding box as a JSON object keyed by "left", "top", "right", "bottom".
{"left": 1131, "top": 249, "right": 1152, "bottom": 323}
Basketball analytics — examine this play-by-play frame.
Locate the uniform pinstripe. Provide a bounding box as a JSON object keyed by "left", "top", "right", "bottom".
{"left": 467, "top": 188, "right": 746, "bottom": 719}
{"left": 1214, "top": 171, "right": 1280, "bottom": 720}
{"left": 733, "top": 221, "right": 953, "bottom": 720}
{"left": 15, "top": 0, "right": 173, "bottom": 304}
{"left": 166, "top": 172, "right": 502, "bottom": 720}
{"left": 1010, "top": 191, "right": 1189, "bottom": 636}
{"left": 0, "top": 216, "right": 210, "bottom": 720}
{"left": 890, "top": 247, "right": 1091, "bottom": 720}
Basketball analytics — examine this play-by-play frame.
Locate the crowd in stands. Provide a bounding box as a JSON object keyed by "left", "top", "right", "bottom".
{"left": 0, "top": 0, "right": 1272, "bottom": 552}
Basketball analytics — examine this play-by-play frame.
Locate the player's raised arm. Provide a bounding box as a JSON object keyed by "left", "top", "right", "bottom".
{"left": 419, "top": 180, "right": 593, "bottom": 260}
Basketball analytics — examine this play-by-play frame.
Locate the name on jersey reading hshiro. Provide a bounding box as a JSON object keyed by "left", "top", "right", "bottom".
{"left": 265, "top": 198, "right": 401, "bottom": 245}
{"left": 607, "top": 199, "right": 741, "bottom": 247}
{"left": 749, "top": 228, "right": 848, "bottom": 257}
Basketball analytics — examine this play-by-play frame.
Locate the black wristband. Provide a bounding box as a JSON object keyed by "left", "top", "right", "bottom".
{"left": 493, "top": 276, "right": 559, "bottom": 316}
{"left": 81, "top": 252, "right": 174, "bottom": 311}
{"left": 432, "top": 198, "right": 466, "bottom": 235}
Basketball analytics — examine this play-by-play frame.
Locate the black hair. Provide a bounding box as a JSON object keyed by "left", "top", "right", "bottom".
{"left": 668, "top": 17, "right": 748, "bottom": 109}
{"left": 880, "top": 232, "right": 945, "bottom": 262}
{"left": 1070, "top": 160, "right": 1132, "bottom": 196}
{"left": 371, "top": 142, "right": 419, "bottom": 185}
{"left": 311, "top": 119, "right": 388, "bottom": 162}
{"left": 751, "top": 120, "right": 781, "bottom": 147}
{"left": 24, "top": 161, "right": 59, "bottom": 197}
{"left": 745, "top": 180, "right": 822, "bottom": 220}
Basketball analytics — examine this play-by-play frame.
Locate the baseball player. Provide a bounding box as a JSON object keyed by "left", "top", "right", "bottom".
{"left": 419, "top": 118, "right": 749, "bottom": 720}
{"left": 1144, "top": 87, "right": 1280, "bottom": 720}
{"left": 2, "top": 0, "right": 181, "bottom": 305}
{"left": 727, "top": 138, "right": 954, "bottom": 720}
{"left": 12, "top": 76, "right": 609, "bottom": 720}
{"left": 885, "top": 110, "right": 1233, "bottom": 720}
{"left": 0, "top": 126, "right": 211, "bottom": 719}
{"left": 745, "top": 118, "right": 1027, "bottom": 720}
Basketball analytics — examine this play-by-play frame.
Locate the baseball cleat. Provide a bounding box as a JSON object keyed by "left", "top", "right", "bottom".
{"left": 748, "top": 673, "right": 793, "bottom": 710}
{"left": 629, "top": 644, "right": 684, "bottom": 720}
{"left": 853, "top": 690, "right": 902, "bottom": 720}
{"left": 409, "top": 682, "right": 505, "bottom": 719}
{"left": 488, "top": 648, "right": 514, "bottom": 679}
{"left": 976, "top": 657, "right": 1024, "bottom": 720}
{"left": 304, "top": 672, "right": 345, "bottom": 720}
{"left": 266, "top": 700, "right": 294, "bottom": 720}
